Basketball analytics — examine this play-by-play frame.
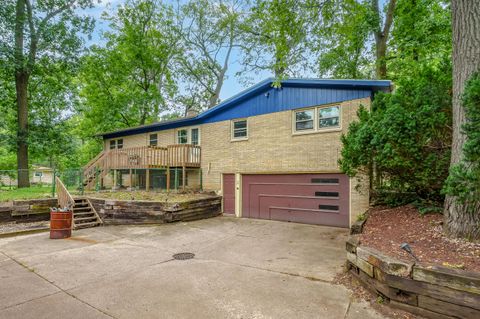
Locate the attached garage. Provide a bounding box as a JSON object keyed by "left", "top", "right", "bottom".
{"left": 222, "top": 173, "right": 350, "bottom": 228}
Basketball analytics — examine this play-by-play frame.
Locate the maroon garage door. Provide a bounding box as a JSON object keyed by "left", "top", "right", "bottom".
{"left": 242, "top": 174, "right": 349, "bottom": 227}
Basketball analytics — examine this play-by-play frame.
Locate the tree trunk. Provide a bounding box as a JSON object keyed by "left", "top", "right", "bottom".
{"left": 15, "top": 71, "right": 30, "bottom": 188}
{"left": 375, "top": 37, "right": 388, "bottom": 79}
{"left": 444, "top": 0, "right": 480, "bottom": 239}
{"left": 15, "top": 0, "right": 30, "bottom": 188}
{"left": 371, "top": 0, "right": 396, "bottom": 80}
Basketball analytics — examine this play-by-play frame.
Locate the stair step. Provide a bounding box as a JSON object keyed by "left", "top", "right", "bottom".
{"left": 75, "top": 216, "right": 99, "bottom": 222}
{"left": 73, "top": 206, "right": 90, "bottom": 211}
{"left": 74, "top": 211, "right": 94, "bottom": 216}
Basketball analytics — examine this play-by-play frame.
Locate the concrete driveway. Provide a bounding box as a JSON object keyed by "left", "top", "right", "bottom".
{"left": 0, "top": 217, "right": 384, "bottom": 319}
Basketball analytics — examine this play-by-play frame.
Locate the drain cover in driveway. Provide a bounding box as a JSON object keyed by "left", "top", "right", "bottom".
{"left": 172, "top": 252, "right": 195, "bottom": 260}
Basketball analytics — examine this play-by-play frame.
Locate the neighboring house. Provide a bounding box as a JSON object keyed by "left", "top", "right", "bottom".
{"left": 88, "top": 78, "right": 391, "bottom": 228}
{"left": 0, "top": 165, "right": 54, "bottom": 186}
{"left": 31, "top": 166, "right": 54, "bottom": 184}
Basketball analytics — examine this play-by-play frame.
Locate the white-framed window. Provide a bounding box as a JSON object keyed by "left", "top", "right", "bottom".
{"left": 177, "top": 129, "right": 188, "bottom": 144}
{"left": 175, "top": 127, "right": 200, "bottom": 145}
{"left": 191, "top": 128, "right": 199, "bottom": 145}
{"left": 293, "top": 105, "right": 341, "bottom": 134}
{"left": 232, "top": 119, "right": 248, "bottom": 140}
{"left": 295, "top": 110, "right": 315, "bottom": 131}
{"left": 109, "top": 139, "right": 124, "bottom": 149}
{"left": 318, "top": 106, "right": 340, "bottom": 128}
{"left": 117, "top": 139, "right": 123, "bottom": 149}
{"left": 34, "top": 171, "right": 42, "bottom": 177}
{"left": 149, "top": 133, "right": 158, "bottom": 146}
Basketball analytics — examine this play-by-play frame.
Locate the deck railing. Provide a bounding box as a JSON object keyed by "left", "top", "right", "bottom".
{"left": 56, "top": 176, "right": 75, "bottom": 209}
{"left": 84, "top": 144, "right": 201, "bottom": 173}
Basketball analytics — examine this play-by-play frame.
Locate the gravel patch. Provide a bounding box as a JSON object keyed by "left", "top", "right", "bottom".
{"left": 0, "top": 221, "right": 50, "bottom": 235}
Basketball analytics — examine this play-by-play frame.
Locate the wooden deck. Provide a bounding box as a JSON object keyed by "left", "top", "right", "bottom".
{"left": 83, "top": 145, "right": 201, "bottom": 190}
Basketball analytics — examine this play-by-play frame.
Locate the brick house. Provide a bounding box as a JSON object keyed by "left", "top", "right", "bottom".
{"left": 86, "top": 78, "right": 391, "bottom": 228}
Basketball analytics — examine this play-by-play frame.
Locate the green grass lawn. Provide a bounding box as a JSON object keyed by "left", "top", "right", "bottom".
{"left": 0, "top": 185, "right": 55, "bottom": 202}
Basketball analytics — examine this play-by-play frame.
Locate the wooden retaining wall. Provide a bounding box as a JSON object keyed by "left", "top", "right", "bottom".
{"left": 346, "top": 236, "right": 480, "bottom": 319}
{"left": 88, "top": 196, "right": 222, "bottom": 225}
{"left": 0, "top": 198, "right": 57, "bottom": 223}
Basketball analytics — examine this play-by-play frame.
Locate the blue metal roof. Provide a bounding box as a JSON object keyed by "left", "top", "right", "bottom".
{"left": 101, "top": 78, "right": 391, "bottom": 139}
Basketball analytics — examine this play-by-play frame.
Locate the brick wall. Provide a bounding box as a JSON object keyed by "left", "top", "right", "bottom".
{"left": 200, "top": 98, "right": 370, "bottom": 190}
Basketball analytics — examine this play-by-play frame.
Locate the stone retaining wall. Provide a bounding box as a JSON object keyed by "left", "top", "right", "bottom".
{"left": 346, "top": 236, "right": 480, "bottom": 319}
{"left": 0, "top": 198, "right": 57, "bottom": 223}
{"left": 88, "top": 196, "right": 222, "bottom": 225}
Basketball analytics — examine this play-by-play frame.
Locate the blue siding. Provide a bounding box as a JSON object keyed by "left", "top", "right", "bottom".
{"left": 101, "top": 78, "right": 390, "bottom": 139}
{"left": 202, "top": 86, "right": 371, "bottom": 123}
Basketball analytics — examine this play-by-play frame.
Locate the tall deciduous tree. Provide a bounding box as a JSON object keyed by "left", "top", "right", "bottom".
{"left": 177, "top": 0, "right": 243, "bottom": 111}
{"left": 78, "top": 0, "right": 180, "bottom": 135}
{"left": 240, "top": 0, "right": 309, "bottom": 80}
{"left": 311, "top": 0, "right": 396, "bottom": 79}
{"left": 443, "top": 0, "right": 480, "bottom": 239}
{"left": 0, "top": 0, "right": 94, "bottom": 187}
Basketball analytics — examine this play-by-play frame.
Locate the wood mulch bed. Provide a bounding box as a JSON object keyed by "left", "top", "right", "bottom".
{"left": 360, "top": 204, "right": 480, "bottom": 272}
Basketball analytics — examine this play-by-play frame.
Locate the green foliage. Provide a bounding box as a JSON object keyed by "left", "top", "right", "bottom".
{"left": 177, "top": 0, "right": 243, "bottom": 109}
{"left": 443, "top": 73, "right": 480, "bottom": 202}
{"left": 356, "top": 212, "right": 367, "bottom": 222}
{"left": 340, "top": 63, "right": 452, "bottom": 203}
{"left": 339, "top": 0, "right": 452, "bottom": 206}
{"left": 312, "top": 0, "right": 373, "bottom": 78}
{"left": 412, "top": 199, "right": 444, "bottom": 216}
{"left": 240, "top": 0, "right": 309, "bottom": 80}
{"left": 78, "top": 0, "right": 180, "bottom": 136}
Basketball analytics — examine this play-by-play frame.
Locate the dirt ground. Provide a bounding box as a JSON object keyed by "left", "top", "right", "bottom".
{"left": 334, "top": 270, "right": 421, "bottom": 319}
{"left": 360, "top": 205, "right": 480, "bottom": 272}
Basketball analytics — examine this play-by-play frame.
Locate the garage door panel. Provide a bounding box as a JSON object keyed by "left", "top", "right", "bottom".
{"left": 250, "top": 195, "right": 348, "bottom": 219}
{"left": 269, "top": 208, "right": 346, "bottom": 227}
{"left": 243, "top": 174, "right": 347, "bottom": 184}
{"left": 242, "top": 174, "right": 349, "bottom": 227}
{"left": 246, "top": 183, "right": 346, "bottom": 197}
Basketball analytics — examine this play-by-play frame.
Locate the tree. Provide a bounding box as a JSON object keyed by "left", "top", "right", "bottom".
{"left": 0, "top": 0, "right": 94, "bottom": 187}
{"left": 311, "top": 0, "right": 396, "bottom": 79}
{"left": 371, "top": 0, "right": 396, "bottom": 79}
{"left": 443, "top": 0, "right": 480, "bottom": 239}
{"left": 311, "top": 0, "right": 372, "bottom": 78}
{"left": 240, "top": 0, "right": 309, "bottom": 81}
{"left": 78, "top": 0, "right": 180, "bottom": 135}
{"left": 177, "top": 0, "right": 243, "bottom": 111}
{"left": 340, "top": 65, "right": 452, "bottom": 203}
{"left": 339, "top": 0, "right": 452, "bottom": 204}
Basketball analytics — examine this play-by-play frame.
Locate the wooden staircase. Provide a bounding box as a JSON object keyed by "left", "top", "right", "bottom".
{"left": 72, "top": 198, "right": 103, "bottom": 229}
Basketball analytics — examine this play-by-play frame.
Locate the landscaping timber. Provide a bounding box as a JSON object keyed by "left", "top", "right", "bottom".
{"left": 346, "top": 235, "right": 480, "bottom": 319}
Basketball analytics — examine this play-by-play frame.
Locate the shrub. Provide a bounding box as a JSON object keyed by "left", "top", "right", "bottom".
{"left": 443, "top": 72, "right": 480, "bottom": 203}
{"left": 340, "top": 65, "right": 452, "bottom": 205}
